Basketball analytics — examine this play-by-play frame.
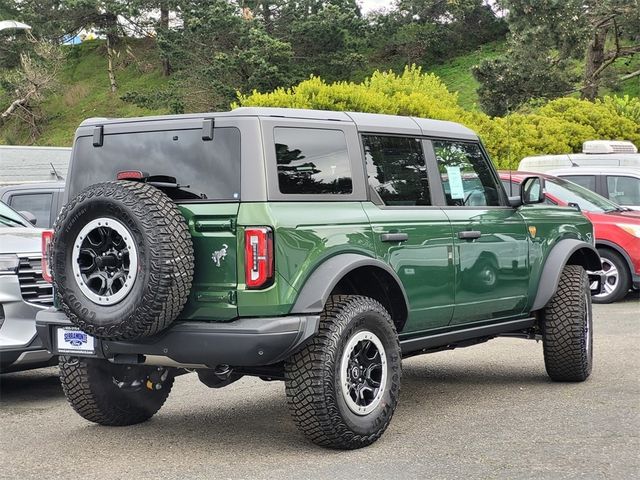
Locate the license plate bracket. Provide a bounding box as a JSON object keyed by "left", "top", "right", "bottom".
{"left": 55, "top": 326, "right": 96, "bottom": 355}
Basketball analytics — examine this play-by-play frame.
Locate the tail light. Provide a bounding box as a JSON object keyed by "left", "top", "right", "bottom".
{"left": 244, "top": 227, "right": 274, "bottom": 289}
{"left": 41, "top": 230, "right": 54, "bottom": 283}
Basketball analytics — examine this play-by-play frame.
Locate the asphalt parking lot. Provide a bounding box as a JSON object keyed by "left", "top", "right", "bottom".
{"left": 1, "top": 293, "right": 638, "bottom": 480}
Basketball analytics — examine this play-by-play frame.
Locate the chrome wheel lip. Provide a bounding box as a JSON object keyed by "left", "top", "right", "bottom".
{"left": 340, "top": 330, "right": 387, "bottom": 416}
{"left": 72, "top": 217, "right": 138, "bottom": 306}
{"left": 592, "top": 259, "right": 618, "bottom": 299}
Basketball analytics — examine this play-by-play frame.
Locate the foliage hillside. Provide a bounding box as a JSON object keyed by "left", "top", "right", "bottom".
{"left": 238, "top": 66, "right": 640, "bottom": 169}
{"left": 0, "top": 40, "right": 168, "bottom": 146}
{"left": 1, "top": 39, "right": 638, "bottom": 170}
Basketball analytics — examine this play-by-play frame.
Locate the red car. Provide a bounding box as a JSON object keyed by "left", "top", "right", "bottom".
{"left": 500, "top": 171, "right": 640, "bottom": 303}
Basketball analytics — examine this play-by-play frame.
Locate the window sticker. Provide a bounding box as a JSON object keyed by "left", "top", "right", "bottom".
{"left": 446, "top": 165, "right": 465, "bottom": 199}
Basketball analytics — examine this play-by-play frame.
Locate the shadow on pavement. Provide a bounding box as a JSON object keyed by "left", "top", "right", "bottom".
{"left": 0, "top": 367, "right": 63, "bottom": 404}
{"left": 49, "top": 361, "right": 555, "bottom": 455}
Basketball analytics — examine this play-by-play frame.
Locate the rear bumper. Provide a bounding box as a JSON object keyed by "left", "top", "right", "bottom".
{"left": 35, "top": 309, "right": 320, "bottom": 368}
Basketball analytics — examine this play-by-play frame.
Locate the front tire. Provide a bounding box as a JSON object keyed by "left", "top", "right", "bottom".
{"left": 542, "top": 265, "right": 593, "bottom": 382}
{"left": 59, "top": 356, "right": 174, "bottom": 426}
{"left": 284, "top": 295, "right": 401, "bottom": 449}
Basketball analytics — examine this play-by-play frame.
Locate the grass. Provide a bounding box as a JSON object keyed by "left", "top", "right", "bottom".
{"left": 426, "top": 41, "right": 507, "bottom": 110}
{"left": 1, "top": 39, "right": 171, "bottom": 146}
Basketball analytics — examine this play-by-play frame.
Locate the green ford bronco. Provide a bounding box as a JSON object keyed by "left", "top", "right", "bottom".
{"left": 36, "top": 107, "right": 603, "bottom": 449}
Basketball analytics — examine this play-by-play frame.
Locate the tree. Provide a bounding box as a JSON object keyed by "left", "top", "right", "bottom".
{"left": 474, "top": 0, "right": 640, "bottom": 115}
{"left": 366, "top": 0, "right": 507, "bottom": 68}
{"left": 153, "top": 0, "right": 295, "bottom": 111}
{"left": 0, "top": 40, "right": 64, "bottom": 140}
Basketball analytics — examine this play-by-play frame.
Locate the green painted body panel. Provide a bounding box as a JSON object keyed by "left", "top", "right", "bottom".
{"left": 443, "top": 207, "right": 530, "bottom": 324}
{"left": 236, "top": 202, "right": 374, "bottom": 318}
{"left": 515, "top": 204, "right": 594, "bottom": 312}
{"left": 361, "top": 204, "right": 455, "bottom": 332}
{"left": 177, "top": 203, "right": 239, "bottom": 321}
{"left": 175, "top": 200, "right": 593, "bottom": 333}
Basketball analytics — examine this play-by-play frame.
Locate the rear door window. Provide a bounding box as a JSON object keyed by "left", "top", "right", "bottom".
{"left": 9, "top": 193, "right": 53, "bottom": 227}
{"left": 274, "top": 127, "right": 352, "bottom": 195}
{"left": 70, "top": 127, "right": 241, "bottom": 201}
{"left": 607, "top": 176, "right": 640, "bottom": 206}
{"left": 362, "top": 135, "right": 431, "bottom": 206}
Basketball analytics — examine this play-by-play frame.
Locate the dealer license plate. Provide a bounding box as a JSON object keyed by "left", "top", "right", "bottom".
{"left": 56, "top": 326, "right": 95, "bottom": 355}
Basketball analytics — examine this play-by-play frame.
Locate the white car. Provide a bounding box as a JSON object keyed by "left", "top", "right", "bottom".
{"left": 546, "top": 166, "right": 640, "bottom": 211}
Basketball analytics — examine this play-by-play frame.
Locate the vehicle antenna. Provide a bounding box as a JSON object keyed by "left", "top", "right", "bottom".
{"left": 50, "top": 162, "right": 64, "bottom": 181}
{"left": 507, "top": 99, "right": 513, "bottom": 196}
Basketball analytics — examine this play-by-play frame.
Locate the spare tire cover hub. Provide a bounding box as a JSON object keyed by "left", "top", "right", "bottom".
{"left": 72, "top": 217, "right": 138, "bottom": 306}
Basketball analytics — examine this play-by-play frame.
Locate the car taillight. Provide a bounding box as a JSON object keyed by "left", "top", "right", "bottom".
{"left": 41, "top": 230, "right": 54, "bottom": 283}
{"left": 244, "top": 227, "right": 274, "bottom": 289}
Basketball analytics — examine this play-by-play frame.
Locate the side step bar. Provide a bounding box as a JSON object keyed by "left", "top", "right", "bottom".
{"left": 400, "top": 317, "right": 536, "bottom": 355}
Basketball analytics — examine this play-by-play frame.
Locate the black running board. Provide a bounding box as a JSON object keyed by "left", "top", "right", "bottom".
{"left": 400, "top": 317, "right": 536, "bottom": 356}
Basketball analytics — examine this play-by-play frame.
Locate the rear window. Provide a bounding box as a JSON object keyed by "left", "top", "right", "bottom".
{"left": 69, "top": 127, "right": 241, "bottom": 201}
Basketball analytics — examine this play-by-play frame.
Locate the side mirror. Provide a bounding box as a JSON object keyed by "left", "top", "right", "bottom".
{"left": 19, "top": 210, "right": 37, "bottom": 226}
{"left": 520, "top": 176, "right": 545, "bottom": 205}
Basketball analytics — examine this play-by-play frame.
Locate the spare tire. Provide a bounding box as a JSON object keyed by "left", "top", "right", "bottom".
{"left": 52, "top": 180, "right": 194, "bottom": 341}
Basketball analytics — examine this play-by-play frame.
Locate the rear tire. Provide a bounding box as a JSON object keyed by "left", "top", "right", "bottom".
{"left": 542, "top": 265, "right": 593, "bottom": 382}
{"left": 592, "top": 248, "right": 631, "bottom": 304}
{"left": 59, "top": 356, "right": 174, "bottom": 426}
{"left": 284, "top": 295, "right": 401, "bottom": 449}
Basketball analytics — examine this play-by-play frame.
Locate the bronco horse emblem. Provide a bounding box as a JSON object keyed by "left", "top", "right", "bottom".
{"left": 211, "top": 244, "right": 228, "bottom": 267}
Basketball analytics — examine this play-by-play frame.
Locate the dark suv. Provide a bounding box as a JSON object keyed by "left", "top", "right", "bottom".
{"left": 37, "top": 107, "right": 601, "bottom": 449}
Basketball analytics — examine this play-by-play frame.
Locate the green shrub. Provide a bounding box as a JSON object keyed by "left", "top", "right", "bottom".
{"left": 237, "top": 67, "right": 640, "bottom": 169}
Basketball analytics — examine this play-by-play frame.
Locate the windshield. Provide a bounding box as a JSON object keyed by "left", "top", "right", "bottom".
{"left": 544, "top": 176, "right": 621, "bottom": 213}
{"left": 0, "top": 202, "right": 30, "bottom": 227}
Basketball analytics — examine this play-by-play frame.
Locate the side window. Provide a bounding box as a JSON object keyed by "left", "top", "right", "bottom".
{"left": 562, "top": 175, "right": 597, "bottom": 192}
{"left": 500, "top": 179, "right": 520, "bottom": 197}
{"left": 607, "top": 176, "right": 640, "bottom": 206}
{"left": 274, "top": 127, "right": 352, "bottom": 195}
{"left": 433, "top": 140, "right": 502, "bottom": 207}
{"left": 9, "top": 193, "right": 53, "bottom": 227}
{"left": 362, "top": 135, "right": 430, "bottom": 206}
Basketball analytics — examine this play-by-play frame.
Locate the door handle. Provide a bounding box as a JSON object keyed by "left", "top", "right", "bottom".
{"left": 381, "top": 233, "right": 408, "bottom": 243}
{"left": 458, "top": 230, "right": 481, "bottom": 240}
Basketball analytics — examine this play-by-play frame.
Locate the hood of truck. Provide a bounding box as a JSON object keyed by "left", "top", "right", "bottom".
{"left": 0, "top": 227, "right": 42, "bottom": 255}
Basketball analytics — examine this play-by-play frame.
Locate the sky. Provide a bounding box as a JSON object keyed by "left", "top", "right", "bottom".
{"left": 359, "top": 0, "right": 394, "bottom": 13}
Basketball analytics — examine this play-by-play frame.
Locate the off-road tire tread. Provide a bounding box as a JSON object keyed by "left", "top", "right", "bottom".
{"left": 542, "top": 265, "right": 592, "bottom": 382}
{"left": 53, "top": 181, "right": 194, "bottom": 340}
{"left": 59, "top": 356, "right": 173, "bottom": 426}
{"left": 285, "top": 295, "right": 401, "bottom": 449}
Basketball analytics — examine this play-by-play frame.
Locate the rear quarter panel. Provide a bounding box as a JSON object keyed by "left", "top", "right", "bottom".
{"left": 236, "top": 202, "right": 375, "bottom": 317}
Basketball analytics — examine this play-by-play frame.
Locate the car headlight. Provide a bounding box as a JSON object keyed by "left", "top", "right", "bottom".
{"left": 0, "top": 254, "right": 20, "bottom": 274}
{"left": 619, "top": 224, "right": 640, "bottom": 238}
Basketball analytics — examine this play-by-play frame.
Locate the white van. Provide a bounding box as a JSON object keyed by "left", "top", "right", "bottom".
{"left": 518, "top": 140, "right": 640, "bottom": 172}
